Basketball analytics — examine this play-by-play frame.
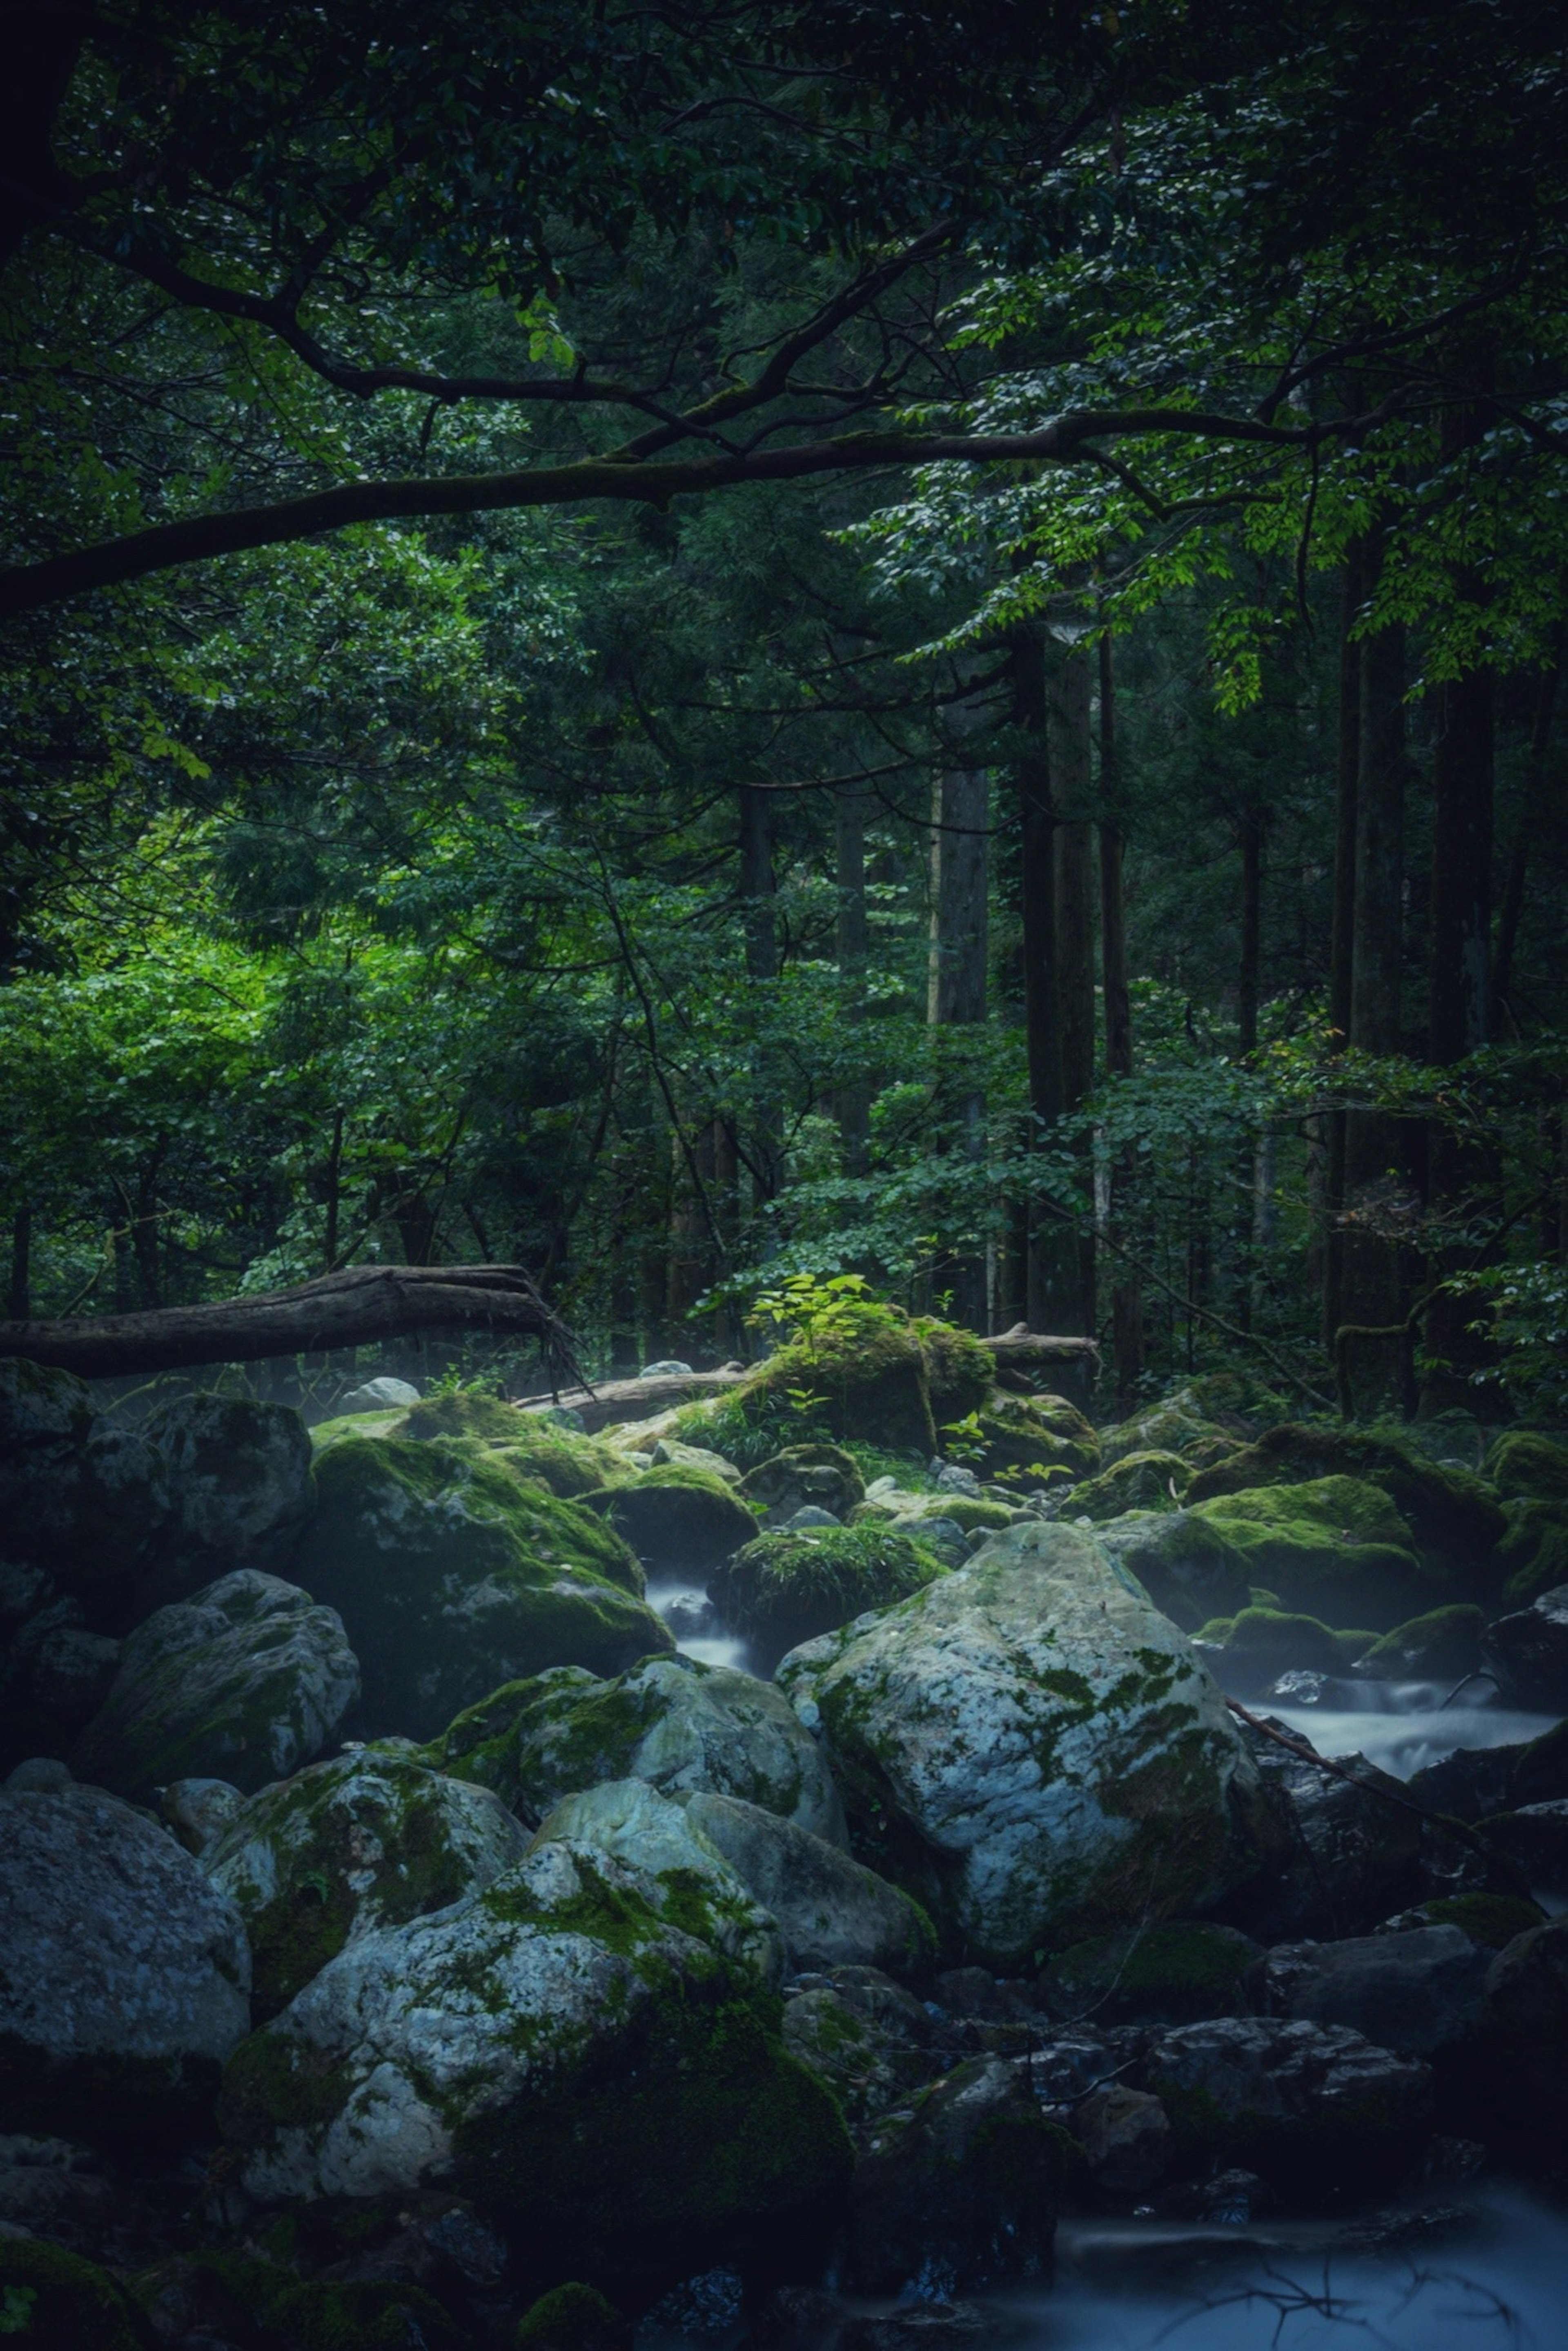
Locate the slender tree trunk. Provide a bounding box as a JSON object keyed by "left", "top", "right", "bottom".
{"left": 929, "top": 727, "right": 989, "bottom": 1333}
{"left": 1238, "top": 810, "right": 1263, "bottom": 1054}
{"left": 1098, "top": 630, "right": 1142, "bottom": 1393}
{"left": 1048, "top": 639, "right": 1097, "bottom": 1334}
{"left": 1011, "top": 626, "right": 1077, "bottom": 1331}
{"left": 1323, "top": 540, "right": 1365, "bottom": 1345}
{"left": 738, "top": 782, "right": 782, "bottom": 1210}
{"left": 834, "top": 785, "right": 873, "bottom": 1178}
{"left": 323, "top": 1108, "right": 345, "bottom": 1273}
{"left": 1494, "top": 639, "right": 1561, "bottom": 1015}
{"left": 7, "top": 1207, "right": 31, "bottom": 1324}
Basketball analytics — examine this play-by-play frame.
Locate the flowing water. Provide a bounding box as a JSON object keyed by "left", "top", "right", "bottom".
{"left": 1263, "top": 1676, "right": 1558, "bottom": 1782}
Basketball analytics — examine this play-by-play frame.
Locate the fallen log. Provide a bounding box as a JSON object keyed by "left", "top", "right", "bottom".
{"left": 0, "top": 1263, "right": 580, "bottom": 1383}
{"left": 514, "top": 1326, "right": 1100, "bottom": 1434}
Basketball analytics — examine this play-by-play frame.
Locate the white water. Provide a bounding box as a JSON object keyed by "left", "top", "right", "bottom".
{"left": 1262, "top": 1678, "right": 1558, "bottom": 1781}
{"left": 644, "top": 1576, "right": 754, "bottom": 1674}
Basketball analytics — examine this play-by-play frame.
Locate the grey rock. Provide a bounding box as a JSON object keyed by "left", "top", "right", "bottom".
{"left": 679, "top": 1788, "right": 930, "bottom": 1972}
{"left": 1444, "top": 1915, "right": 1568, "bottom": 2160}
{"left": 641, "top": 1359, "right": 694, "bottom": 1378}
{"left": 141, "top": 1393, "right": 315, "bottom": 1599}
{"left": 0, "top": 1359, "right": 171, "bottom": 1608}
{"left": 1406, "top": 1742, "right": 1526, "bottom": 1823}
{"left": 780, "top": 1522, "right": 1275, "bottom": 1967}
{"left": 739, "top": 1446, "right": 866, "bottom": 1526}
{"left": 338, "top": 1376, "right": 422, "bottom": 1413}
{"left": 162, "top": 1776, "right": 245, "bottom": 1857}
{"left": 1223, "top": 1717, "right": 1422, "bottom": 1941}
{"left": 4, "top": 1757, "right": 73, "bottom": 1793}
{"left": 72, "top": 1569, "right": 360, "bottom": 1802}
{"left": 0, "top": 1783, "right": 250, "bottom": 2115}
{"left": 1146, "top": 2016, "right": 1433, "bottom": 2189}
{"left": 1256, "top": 1925, "right": 1491, "bottom": 2055}
{"left": 1069, "top": 2084, "right": 1171, "bottom": 2197}
{"left": 1479, "top": 1800, "right": 1568, "bottom": 1897}
{"left": 1483, "top": 1585, "right": 1568, "bottom": 1710}
{"left": 1, "top": 1600, "right": 120, "bottom": 1764}
{"left": 784, "top": 1504, "right": 842, "bottom": 1531}
{"left": 842, "top": 2056, "right": 1062, "bottom": 2295}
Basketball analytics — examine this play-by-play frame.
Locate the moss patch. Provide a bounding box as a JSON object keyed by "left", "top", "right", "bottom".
{"left": 515, "top": 2282, "right": 630, "bottom": 2351}
{"left": 1071, "top": 1450, "right": 1193, "bottom": 1521}
{"left": 1191, "top": 1475, "right": 1437, "bottom": 1629}
{"left": 1355, "top": 1604, "right": 1484, "bottom": 1680}
{"left": 1495, "top": 1496, "right": 1568, "bottom": 1609}
{"left": 1401, "top": 1892, "right": 1547, "bottom": 1948}
{"left": 1486, "top": 1430, "right": 1568, "bottom": 1505}
{"left": 971, "top": 1391, "right": 1099, "bottom": 1483}
{"left": 590, "top": 1463, "right": 759, "bottom": 1569}
{"left": 1186, "top": 1421, "right": 1505, "bottom": 1579}
{"left": 0, "top": 2238, "right": 149, "bottom": 2350}
{"left": 1045, "top": 1920, "right": 1258, "bottom": 2023}
{"left": 710, "top": 1524, "right": 945, "bottom": 1651}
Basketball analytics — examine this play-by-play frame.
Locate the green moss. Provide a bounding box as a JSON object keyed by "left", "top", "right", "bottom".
{"left": 1404, "top": 1892, "right": 1547, "bottom": 1948}
{"left": 1495, "top": 1495, "right": 1568, "bottom": 1608}
{"left": 451, "top": 1981, "right": 853, "bottom": 2271}
{"left": 589, "top": 1462, "right": 760, "bottom": 1568}
{"left": 269, "top": 2277, "right": 461, "bottom": 2350}
{"left": 217, "top": 2022, "right": 356, "bottom": 2152}
{"left": 1515, "top": 1716, "right": 1568, "bottom": 1807}
{"left": 918, "top": 1495, "right": 1018, "bottom": 1532}
{"left": 1186, "top": 1421, "right": 1506, "bottom": 1578}
{"left": 971, "top": 1392, "right": 1099, "bottom": 1483}
{"left": 1071, "top": 1450, "right": 1193, "bottom": 1521}
{"left": 711, "top": 1523, "right": 945, "bottom": 1650}
{"left": 1486, "top": 1429, "right": 1568, "bottom": 1505}
{"left": 0, "top": 2239, "right": 149, "bottom": 2350}
{"left": 1355, "top": 1604, "right": 1484, "bottom": 1680}
{"left": 915, "top": 1317, "right": 996, "bottom": 1419}
{"left": 1094, "top": 1510, "right": 1252, "bottom": 1631}
{"left": 1191, "top": 1474, "right": 1438, "bottom": 1629}
{"left": 1199, "top": 1605, "right": 1346, "bottom": 1679}
{"left": 514, "top": 2283, "right": 630, "bottom": 2351}
{"left": 1045, "top": 1920, "right": 1257, "bottom": 2020}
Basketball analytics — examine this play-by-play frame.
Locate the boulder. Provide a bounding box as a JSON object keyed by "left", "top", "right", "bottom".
{"left": 1482, "top": 1584, "right": 1568, "bottom": 1710}
{"left": 0, "top": 1587, "right": 120, "bottom": 1767}
{"left": 0, "top": 1361, "right": 170, "bottom": 1620}
{"left": 968, "top": 1391, "right": 1098, "bottom": 1484}
{"left": 71, "top": 1570, "right": 360, "bottom": 1803}
{"left": 1494, "top": 1497, "right": 1568, "bottom": 1609}
{"left": 218, "top": 1832, "right": 851, "bottom": 2273}
{"left": 781, "top": 1972, "right": 935, "bottom": 2135}
{"left": 679, "top": 1789, "right": 932, "bottom": 1973}
{"left": 1043, "top": 1921, "right": 1262, "bottom": 2027}
{"left": 203, "top": 1749, "right": 530, "bottom": 2017}
{"left": 0, "top": 2240, "right": 149, "bottom": 2351}
{"left": 1190, "top": 1477, "right": 1438, "bottom": 1629}
{"left": 1352, "top": 1604, "right": 1484, "bottom": 1681}
{"left": 0, "top": 1783, "right": 250, "bottom": 2126}
{"left": 1478, "top": 1800, "right": 1568, "bottom": 1898}
{"left": 425, "top": 1652, "right": 847, "bottom": 1844}
{"left": 1221, "top": 1717, "right": 1422, "bottom": 1942}
{"left": 841, "top": 2056, "right": 1067, "bottom": 2295}
{"left": 339, "top": 1375, "right": 422, "bottom": 1412}
{"left": 737, "top": 1308, "right": 949, "bottom": 1457}
{"left": 1186, "top": 1423, "right": 1505, "bottom": 1582}
{"left": 1068, "top": 2084, "right": 1171, "bottom": 2198}
{"left": 778, "top": 1522, "right": 1276, "bottom": 1966}
{"left": 138, "top": 1393, "right": 314, "bottom": 1602}
{"left": 1192, "top": 1606, "right": 1363, "bottom": 1691}
{"left": 1069, "top": 1451, "right": 1192, "bottom": 1521}
{"left": 739, "top": 1446, "right": 866, "bottom": 1524}
{"left": 710, "top": 1524, "right": 944, "bottom": 1656}
{"left": 1380, "top": 1890, "right": 1546, "bottom": 1948}
{"left": 1445, "top": 1914, "right": 1568, "bottom": 2160}
{"left": 1256, "top": 1925, "right": 1491, "bottom": 2056}
{"left": 1144, "top": 2016, "right": 1433, "bottom": 2193}
{"left": 1098, "top": 1397, "right": 1241, "bottom": 1469}
{"left": 1485, "top": 1429, "right": 1568, "bottom": 1504}
{"left": 593, "top": 1464, "right": 760, "bottom": 1569}
{"left": 287, "top": 1437, "right": 670, "bottom": 1740}
{"left": 161, "top": 1775, "right": 245, "bottom": 1856}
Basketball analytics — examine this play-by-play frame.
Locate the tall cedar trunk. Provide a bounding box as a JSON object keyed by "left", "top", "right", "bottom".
{"left": 1322, "top": 541, "right": 1365, "bottom": 1343}
{"left": 1098, "top": 630, "right": 1143, "bottom": 1393}
{"left": 1235, "top": 808, "right": 1263, "bottom": 1332}
{"left": 1424, "top": 369, "right": 1498, "bottom": 1407}
{"left": 1048, "top": 640, "right": 1096, "bottom": 1335}
{"left": 1011, "top": 627, "right": 1077, "bottom": 1330}
{"left": 738, "top": 782, "right": 782, "bottom": 1209}
{"left": 665, "top": 1116, "right": 716, "bottom": 1332}
{"left": 1339, "top": 576, "right": 1410, "bottom": 1392}
{"left": 834, "top": 785, "right": 873, "bottom": 1178}
{"left": 928, "top": 732, "right": 989, "bottom": 1333}
{"left": 1494, "top": 643, "right": 1561, "bottom": 1014}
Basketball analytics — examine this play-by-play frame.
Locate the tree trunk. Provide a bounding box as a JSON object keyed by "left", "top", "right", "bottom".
{"left": 929, "top": 721, "right": 989, "bottom": 1332}
{"left": 1323, "top": 541, "right": 1365, "bottom": 1346}
{"left": 7, "top": 1207, "right": 31, "bottom": 1324}
{"left": 1237, "top": 810, "right": 1263, "bottom": 1054}
{"left": 1098, "top": 630, "right": 1143, "bottom": 1395}
{"left": 1011, "top": 627, "right": 1078, "bottom": 1331}
{"left": 1048, "top": 639, "right": 1097, "bottom": 1334}
{"left": 738, "top": 782, "right": 782, "bottom": 1208}
{"left": 834, "top": 785, "right": 873, "bottom": 1177}
{"left": 0, "top": 1263, "right": 576, "bottom": 1380}
{"left": 1493, "top": 641, "right": 1561, "bottom": 1016}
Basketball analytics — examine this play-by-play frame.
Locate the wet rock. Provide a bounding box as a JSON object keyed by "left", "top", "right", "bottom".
{"left": 679, "top": 1789, "right": 931, "bottom": 1972}
{"left": 1445, "top": 1914, "right": 1568, "bottom": 2160}
{"left": 139, "top": 1392, "right": 315, "bottom": 1602}
{"left": 1091, "top": 1509, "right": 1252, "bottom": 1631}
{"left": 1256, "top": 1925, "right": 1490, "bottom": 2055}
{"left": 1068, "top": 2084, "right": 1171, "bottom": 2198}
{"left": 339, "top": 1375, "right": 422, "bottom": 1412}
{"left": 425, "top": 1651, "right": 847, "bottom": 1844}
{"left": 1478, "top": 1799, "right": 1568, "bottom": 1897}
{"left": 782, "top": 1980, "right": 937, "bottom": 2135}
{"left": 0, "top": 1782, "right": 249, "bottom": 2128}
{"left": 593, "top": 1464, "right": 760, "bottom": 1571}
{"left": 1406, "top": 1741, "right": 1525, "bottom": 1823}
{"left": 4, "top": 1755, "right": 73, "bottom": 1792}
{"left": 712, "top": 1523, "right": 944, "bottom": 1656}
{"left": 288, "top": 1435, "right": 670, "bottom": 1740}
{"left": 0, "top": 1600, "right": 120, "bottom": 1764}
{"left": 1221, "top": 1717, "right": 1422, "bottom": 1942}
{"left": 160, "top": 1775, "right": 244, "bottom": 1856}
{"left": 1043, "top": 1922, "right": 1262, "bottom": 2027}
{"left": 739, "top": 1446, "right": 867, "bottom": 1525}
{"left": 219, "top": 1831, "right": 850, "bottom": 2273}
{"left": 1482, "top": 1584, "right": 1568, "bottom": 1710}
{"left": 1378, "top": 1890, "right": 1547, "bottom": 1948}
{"left": 842, "top": 2056, "right": 1067, "bottom": 2294}
{"left": 71, "top": 1570, "right": 360, "bottom": 1803}
{"left": 838, "top": 2304, "right": 991, "bottom": 2351}
{"left": 780, "top": 1522, "right": 1277, "bottom": 1968}
{"left": 203, "top": 1747, "right": 529, "bottom": 2017}
{"left": 1145, "top": 2016, "right": 1433, "bottom": 2194}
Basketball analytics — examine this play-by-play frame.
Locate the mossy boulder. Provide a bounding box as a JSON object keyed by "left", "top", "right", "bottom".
{"left": 738, "top": 1444, "right": 866, "bottom": 1524}
{"left": 1186, "top": 1422, "right": 1505, "bottom": 1582}
{"left": 204, "top": 1749, "right": 530, "bottom": 2017}
{"left": 915, "top": 1317, "right": 997, "bottom": 1422}
{"left": 71, "top": 1569, "right": 359, "bottom": 1803}
{"left": 710, "top": 1524, "right": 945, "bottom": 1655}
{"left": 1495, "top": 1498, "right": 1568, "bottom": 1609}
{"left": 1190, "top": 1475, "right": 1437, "bottom": 1629}
{"left": 778, "top": 1521, "right": 1278, "bottom": 1966}
{"left": 0, "top": 2238, "right": 151, "bottom": 2350}
{"left": 1354, "top": 1604, "right": 1485, "bottom": 1682}
{"left": 288, "top": 1437, "right": 669, "bottom": 1740}
{"left": 969, "top": 1389, "right": 1099, "bottom": 1485}
{"left": 1092, "top": 1511, "right": 1252, "bottom": 1632}
{"left": 1044, "top": 1921, "right": 1261, "bottom": 2026}
{"left": 1486, "top": 1430, "right": 1568, "bottom": 1505}
{"left": 1070, "top": 1450, "right": 1192, "bottom": 1521}
{"left": 424, "top": 1651, "right": 847, "bottom": 1844}
{"left": 679, "top": 1788, "right": 934, "bottom": 1974}
{"left": 218, "top": 1830, "right": 852, "bottom": 2276}
{"left": 1193, "top": 1605, "right": 1358, "bottom": 1689}
{"left": 515, "top": 2283, "right": 630, "bottom": 2351}
{"left": 139, "top": 1392, "right": 314, "bottom": 1604}
{"left": 1098, "top": 1398, "right": 1241, "bottom": 1470}
{"left": 914, "top": 1495, "right": 1019, "bottom": 1533}
{"left": 590, "top": 1463, "right": 760, "bottom": 1570}
{"left": 1390, "top": 1892, "right": 1548, "bottom": 1950}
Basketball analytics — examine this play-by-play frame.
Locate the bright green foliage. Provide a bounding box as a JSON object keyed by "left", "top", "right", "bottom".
{"left": 711, "top": 1524, "right": 946, "bottom": 1651}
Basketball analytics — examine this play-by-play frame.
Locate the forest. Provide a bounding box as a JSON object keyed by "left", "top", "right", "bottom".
{"left": 4, "top": 5, "right": 1568, "bottom": 2349}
